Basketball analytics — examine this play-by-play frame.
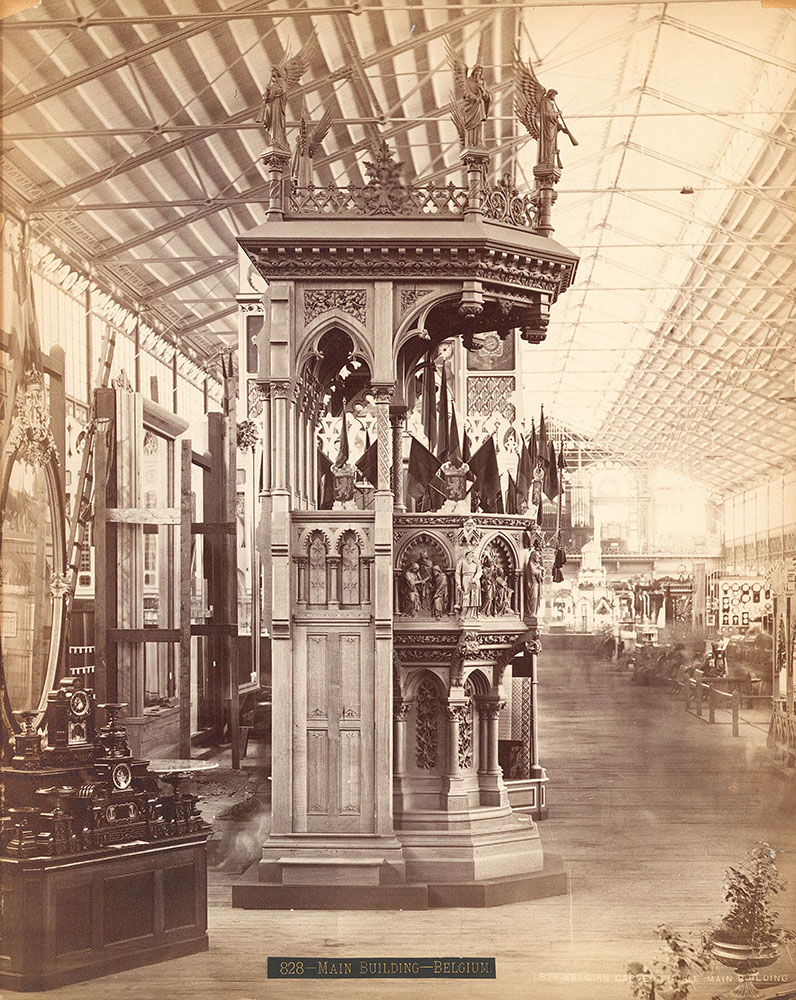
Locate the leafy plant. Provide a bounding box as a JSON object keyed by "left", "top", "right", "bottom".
{"left": 628, "top": 924, "right": 712, "bottom": 1000}
{"left": 710, "top": 842, "right": 795, "bottom": 952}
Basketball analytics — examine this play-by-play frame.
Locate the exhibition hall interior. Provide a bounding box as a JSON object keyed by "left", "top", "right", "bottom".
{"left": 1, "top": 0, "right": 795, "bottom": 997}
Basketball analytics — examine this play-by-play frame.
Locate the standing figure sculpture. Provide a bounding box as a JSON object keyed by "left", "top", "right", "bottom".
{"left": 431, "top": 565, "right": 449, "bottom": 620}
{"left": 494, "top": 570, "right": 512, "bottom": 616}
{"left": 447, "top": 41, "right": 492, "bottom": 149}
{"left": 523, "top": 536, "right": 544, "bottom": 618}
{"left": 513, "top": 54, "right": 578, "bottom": 171}
{"left": 400, "top": 563, "right": 422, "bottom": 618}
{"left": 417, "top": 549, "right": 434, "bottom": 611}
{"left": 455, "top": 548, "right": 482, "bottom": 619}
{"left": 480, "top": 554, "right": 496, "bottom": 616}
{"left": 256, "top": 48, "right": 312, "bottom": 152}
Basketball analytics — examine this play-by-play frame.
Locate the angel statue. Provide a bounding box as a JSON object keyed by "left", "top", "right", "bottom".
{"left": 292, "top": 98, "right": 334, "bottom": 186}
{"left": 514, "top": 54, "right": 578, "bottom": 172}
{"left": 256, "top": 47, "right": 312, "bottom": 151}
{"left": 446, "top": 40, "right": 491, "bottom": 149}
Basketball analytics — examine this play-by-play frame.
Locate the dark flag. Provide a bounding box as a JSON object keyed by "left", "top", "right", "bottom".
{"left": 436, "top": 366, "right": 450, "bottom": 462}
{"left": 317, "top": 448, "right": 334, "bottom": 509}
{"left": 462, "top": 426, "right": 472, "bottom": 465}
{"left": 356, "top": 437, "right": 379, "bottom": 488}
{"left": 408, "top": 436, "right": 442, "bottom": 502}
{"left": 448, "top": 406, "right": 463, "bottom": 468}
{"left": 506, "top": 472, "right": 519, "bottom": 515}
{"left": 335, "top": 399, "right": 350, "bottom": 467}
{"left": 528, "top": 419, "right": 537, "bottom": 468}
{"left": 537, "top": 406, "right": 549, "bottom": 469}
{"left": 516, "top": 436, "right": 533, "bottom": 511}
{"left": 421, "top": 359, "right": 437, "bottom": 452}
{"left": 468, "top": 436, "right": 501, "bottom": 513}
{"left": 544, "top": 440, "right": 560, "bottom": 500}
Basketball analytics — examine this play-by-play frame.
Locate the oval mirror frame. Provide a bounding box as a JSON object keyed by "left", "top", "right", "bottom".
{"left": 0, "top": 428, "right": 67, "bottom": 737}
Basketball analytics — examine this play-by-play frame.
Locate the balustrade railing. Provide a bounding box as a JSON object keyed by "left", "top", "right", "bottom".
{"left": 287, "top": 178, "right": 539, "bottom": 231}
{"left": 482, "top": 178, "right": 538, "bottom": 230}
{"left": 288, "top": 181, "right": 470, "bottom": 219}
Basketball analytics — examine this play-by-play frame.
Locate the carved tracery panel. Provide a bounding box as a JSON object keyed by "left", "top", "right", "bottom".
{"left": 415, "top": 678, "right": 439, "bottom": 770}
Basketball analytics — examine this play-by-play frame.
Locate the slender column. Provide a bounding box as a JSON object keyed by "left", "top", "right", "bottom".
{"left": 372, "top": 386, "right": 394, "bottom": 494}
{"left": 270, "top": 381, "right": 291, "bottom": 494}
{"left": 461, "top": 148, "right": 489, "bottom": 223}
{"left": 260, "top": 149, "right": 290, "bottom": 222}
{"left": 527, "top": 635, "right": 542, "bottom": 775}
{"left": 477, "top": 701, "right": 489, "bottom": 775}
{"left": 446, "top": 704, "right": 466, "bottom": 777}
{"left": 389, "top": 407, "right": 407, "bottom": 510}
{"left": 486, "top": 701, "right": 505, "bottom": 775}
{"left": 393, "top": 701, "right": 410, "bottom": 775}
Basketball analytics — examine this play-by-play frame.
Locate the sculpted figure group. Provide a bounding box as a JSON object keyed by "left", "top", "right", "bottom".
{"left": 400, "top": 545, "right": 516, "bottom": 620}
{"left": 400, "top": 549, "right": 450, "bottom": 619}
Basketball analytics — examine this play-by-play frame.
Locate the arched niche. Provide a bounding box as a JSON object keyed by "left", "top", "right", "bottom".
{"left": 306, "top": 529, "right": 329, "bottom": 606}
{"left": 396, "top": 531, "right": 451, "bottom": 572}
{"left": 298, "top": 325, "right": 373, "bottom": 410}
{"left": 338, "top": 529, "right": 362, "bottom": 607}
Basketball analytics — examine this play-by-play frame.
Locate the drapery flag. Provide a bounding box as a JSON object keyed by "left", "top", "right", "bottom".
{"left": 468, "top": 435, "right": 501, "bottom": 513}
{"left": 436, "top": 365, "right": 450, "bottom": 462}
{"left": 516, "top": 435, "right": 533, "bottom": 510}
{"left": 537, "top": 405, "right": 549, "bottom": 468}
{"left": 421, "top": 359, "right": 437, "bottom": 452}
{"left": 356, "top": 437, "right": 379, "bottom": 488}
{"left": 529, "top": 420, "right": 537, "bottom": 468}
{"left": 317, "top": 448, "right": 334, "bottom": 509}
{"left": 448, "top": 406, "right": 463, "bottom": 468}
{"left": 544, "top": 440, "right": 560, "bottom": 500}
{"left": 506, "top": 472, "right": 519, "bottom": 515}
{"left": 462, "top": 427, "right": 472, "bottom": 465}
{"left": 335, "top": 399, "right": 350, "bottom": 467}
{"left": 408, "top": 436, "right": 442, "bottom": 501}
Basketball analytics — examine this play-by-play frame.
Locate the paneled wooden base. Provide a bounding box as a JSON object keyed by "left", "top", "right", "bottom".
{"left": 0, "top": 836, "right": 209, "bottom": 992}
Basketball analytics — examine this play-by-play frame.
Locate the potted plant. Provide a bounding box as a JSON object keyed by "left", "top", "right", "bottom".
{"left": 708, "top": 842, "right": 795, "bottom": 995}
{"left": 628, "top": 924, "right": 712, "bottom": 1000}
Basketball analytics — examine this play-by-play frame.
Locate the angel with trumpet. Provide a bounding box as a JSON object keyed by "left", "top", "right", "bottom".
{"left": 514, "top": 54, "right": 578, "bottom": 171}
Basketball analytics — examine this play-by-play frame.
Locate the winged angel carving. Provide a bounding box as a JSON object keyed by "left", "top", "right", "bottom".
{"left": 292, "top": 100, "right": 334, "bottom": 185}
{"left": 445, "top": 40, "right": 491, "bottom": 149}
{"left": 514, "top": 54, "right": 578, "bottom": 171}
{"left": 256, "top": 42, "right": 314, "bottom": 151}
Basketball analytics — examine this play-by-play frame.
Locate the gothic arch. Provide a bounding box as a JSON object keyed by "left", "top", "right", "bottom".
{"left": 334, "top": 524, "right": 368, "bottom": 554}
{"left": 297, "top": 312, "right": 374, "bottom": 381}
{"left": 479, "top": 532, "right": 519, "bottom": 576}
{"left": 298, "top": 524, "right": 334, "bottom": 552}
{"left": 396, "top": 531, "right": 452, "bottom": 571}
{"left": 464, "top": 667, "right": 491, "bottom": 697}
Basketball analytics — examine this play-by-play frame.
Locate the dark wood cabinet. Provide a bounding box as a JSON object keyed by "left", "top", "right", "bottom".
{"left": 0, "top": 835, "right": 208, "bottom": 992}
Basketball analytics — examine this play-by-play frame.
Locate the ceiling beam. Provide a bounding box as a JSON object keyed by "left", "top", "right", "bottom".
{"left": 1, "top": 0, "right": 285, "bottom": 119}
{"left": 661, "top": 13, "right": 796, "bottom": 74}
{"left": 28, "top": 7, "right": 488, "bottom": 208}
{"left": 138, "top": 259, "right": 237, "bottom": 302}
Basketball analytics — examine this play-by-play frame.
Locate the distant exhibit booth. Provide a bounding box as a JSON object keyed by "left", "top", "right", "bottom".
{"left": 232, "top": 95, "right": 580, "bottom": 908}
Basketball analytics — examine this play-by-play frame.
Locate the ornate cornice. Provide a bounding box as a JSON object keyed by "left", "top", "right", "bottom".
{"left": 249, "top": 245, "right": 575, "bottom": 301}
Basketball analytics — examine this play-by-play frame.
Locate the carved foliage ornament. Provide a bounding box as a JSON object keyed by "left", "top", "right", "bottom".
{"left": 415, "top": 679, "right": 439, "bottom": 770}
{"left": 251, "top": 247, "right": 574, "bottom": 298}
{"left": 304, "top": 288, "right": 367, "bottom": 326}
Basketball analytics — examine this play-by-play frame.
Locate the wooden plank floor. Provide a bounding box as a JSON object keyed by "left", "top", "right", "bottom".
{"left": 23, "top": 652, "right": 796, "bottom": 1000}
